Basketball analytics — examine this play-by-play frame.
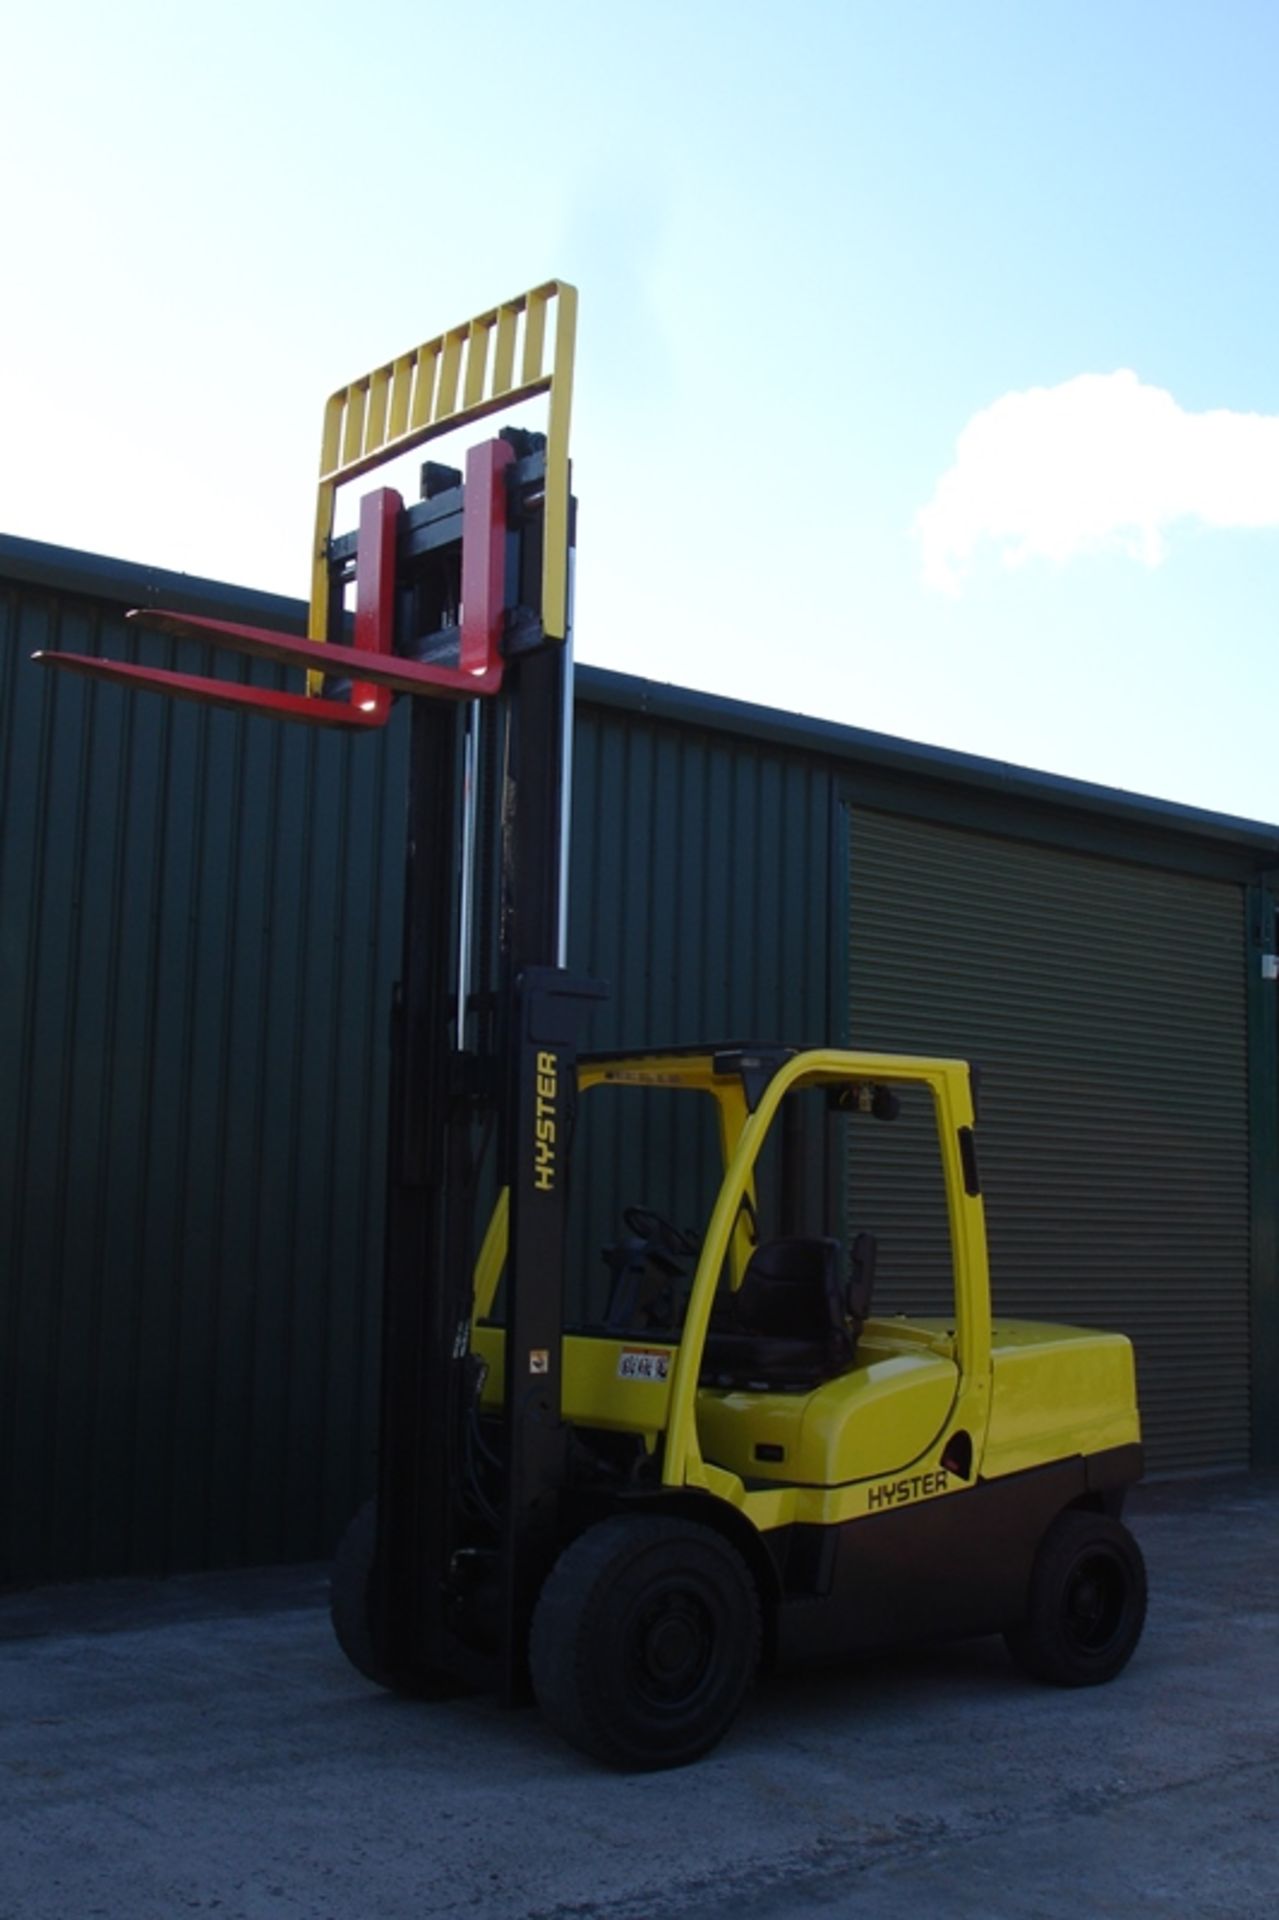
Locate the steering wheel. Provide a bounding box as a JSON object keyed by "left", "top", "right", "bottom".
{"left": 602, "top": 1207, "right": 701, "bottom": 1332}
{"left": 621, "top": 1205, "right": 701, "bottom": 1259}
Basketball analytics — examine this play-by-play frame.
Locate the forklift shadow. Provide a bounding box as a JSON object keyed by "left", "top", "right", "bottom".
{"left": 326, "top": 1633, "right": 1025, "bottom": 1778}
{"left": 745, "top": 1633, "right": 1025, "bottom": 1734}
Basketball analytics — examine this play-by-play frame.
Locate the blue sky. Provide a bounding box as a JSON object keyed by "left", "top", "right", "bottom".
{"left": 4, "top": 0, "right": 1277, "bottom": 820}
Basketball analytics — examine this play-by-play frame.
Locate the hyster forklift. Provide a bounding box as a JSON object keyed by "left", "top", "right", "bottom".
{"left": 38, "top": 281, "right": 1147, "bottom": 1771}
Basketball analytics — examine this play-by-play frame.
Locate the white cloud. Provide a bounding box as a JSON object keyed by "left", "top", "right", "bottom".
{"left": 917, "top": 370, "right": 1279, "bottom": 594}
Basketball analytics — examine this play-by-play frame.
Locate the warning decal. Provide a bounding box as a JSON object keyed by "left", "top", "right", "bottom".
{"left": 617, "top": 1348, "right": 671, "bottom": 1383}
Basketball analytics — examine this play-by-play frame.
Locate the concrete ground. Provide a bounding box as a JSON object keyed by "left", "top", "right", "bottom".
{"left": 3, "top": 1476, "right": 1277, "bottom": 1920}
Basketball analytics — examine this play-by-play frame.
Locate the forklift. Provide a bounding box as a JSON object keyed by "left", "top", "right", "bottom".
{"left": 37, "top": 281, "right": 1147, "bottom": 1771}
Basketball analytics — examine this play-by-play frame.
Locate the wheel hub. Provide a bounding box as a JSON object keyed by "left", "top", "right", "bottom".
{"left": 633, "top": 1592, "right": 712, "bottom": 1701}
{"left": 1066, "top": 1554, "right": 1124, "bottom": 1650}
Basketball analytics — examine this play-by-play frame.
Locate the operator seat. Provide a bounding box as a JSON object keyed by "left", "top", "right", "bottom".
{"left": 700, "top": 1233, "right": 876, "bottom": 1392}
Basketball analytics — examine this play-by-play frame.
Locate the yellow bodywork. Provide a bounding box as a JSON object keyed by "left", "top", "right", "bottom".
{"left": 695, "top": 1327, "right": 959, "bottom": 1489}
{"left": 983, "top": 1320, "right": 1141, "bottom": 1477}
{"left": 470, "top": 1047, "right": 1141, "bottom": 1540}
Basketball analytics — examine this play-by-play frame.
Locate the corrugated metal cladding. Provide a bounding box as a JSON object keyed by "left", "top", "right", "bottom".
{"left": 0, "top": 581, "right": 409, "bottom": 1584}
{"left": 846, "top": 807, "right": 1250, "bottom": 1476}
{"left": 564, "top": 705, "right": 837, "bottom": 1321}
{"left": 0, "top": 568, "right": 839, "bottom": 1585}
{"left": 569, "top": 705, "right": 835, "bottom": 1050}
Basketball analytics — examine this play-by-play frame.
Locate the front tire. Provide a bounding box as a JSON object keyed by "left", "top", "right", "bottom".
{"left": 1005, "top": 1510, "right": 1147, "bottom": 1687}
{"left": 530, "top": 1515, "right": 762, "bottom": 1770}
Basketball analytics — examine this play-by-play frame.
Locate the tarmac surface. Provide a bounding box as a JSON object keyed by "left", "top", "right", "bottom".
{"left": 3, "top": 1475, "right": 1278, "bottom": 1920}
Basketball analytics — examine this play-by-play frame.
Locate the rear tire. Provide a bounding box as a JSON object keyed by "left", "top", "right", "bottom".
{"left": 1005, "top": 1510, "right": 1147, "bottom": 1687}
{"left": 530, "top": 1515, "right": 761, "bottom": 1771}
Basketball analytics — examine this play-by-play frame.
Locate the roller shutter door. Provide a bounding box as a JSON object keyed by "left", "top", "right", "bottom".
{"left": 847, "top": 807, "right": 1250, "bottom": 1475}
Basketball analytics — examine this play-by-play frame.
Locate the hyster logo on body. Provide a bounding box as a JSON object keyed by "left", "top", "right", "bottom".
{"left": 867, "top": 1469, "right": 949, "bottom": 1511}
{"left": 534, "top": 1050, "right": 557, "bottom": 1192}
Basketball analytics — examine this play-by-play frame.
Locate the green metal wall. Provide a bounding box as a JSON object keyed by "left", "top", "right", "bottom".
{"left": 565, "top": 702, "right": 839, "bottom": 1323}
{"left": 569, "top": 702, "right": 838, "bottom": 1047}
{"left": 4, "top": 535, "right": 1277, "bottom": 1587}
{"left": 0, "top": 556, "right": 839, "bottom": 1585}
{"left": 1, "top": 574, "right": 408, "bottom": 1583}
{"left": 847, "top": 807, "right": 1252, "bottom": 1476}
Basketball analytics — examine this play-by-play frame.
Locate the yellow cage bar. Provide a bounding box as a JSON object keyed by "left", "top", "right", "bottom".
{"left": 307, "top": 281, "right": 577, "bottom": 688}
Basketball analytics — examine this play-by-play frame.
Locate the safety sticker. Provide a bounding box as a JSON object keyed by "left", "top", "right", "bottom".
{"left": 617, "top": 1348, "right": 671, "bottom": 1383}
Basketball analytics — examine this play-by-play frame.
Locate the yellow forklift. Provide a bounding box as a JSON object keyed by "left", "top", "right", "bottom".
{"left": 38, "top": 283, "right": 1146, "bottom": 1772}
